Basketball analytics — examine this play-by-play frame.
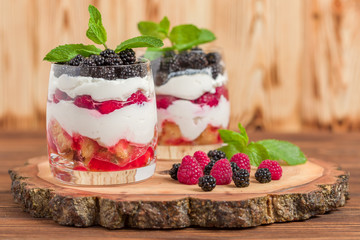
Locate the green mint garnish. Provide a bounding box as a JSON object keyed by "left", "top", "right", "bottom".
{"left": 137, "top": 17, "right": 216, "bottom": 52}
{"left": 86, "top": 5, "right": 108, "bottom": 48}
{"left": 43, "top": 44, "right": 102, "bottom": 62}
{"left": 44, "top": 5, "right": 164, "bottom": 63}
{"left": 218, "top": 123, "right": 307, "bottom": 166}
{"left": 257, "top": 140, "right": 307, "bottom": 166}
{"left": 115, "top": 36, "right": 164, "bottom": 53}
{"left": 138, "top": 16, "right": 170, "bottom": 40}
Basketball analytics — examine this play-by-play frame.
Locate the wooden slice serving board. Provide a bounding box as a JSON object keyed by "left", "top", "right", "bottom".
{"left": 9, "top": 156, "right": 349, "bottom": 229}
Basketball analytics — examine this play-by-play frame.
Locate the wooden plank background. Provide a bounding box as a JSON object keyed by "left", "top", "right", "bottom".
{"left": 0, "top": 0, "right": 359, "bottom": 132}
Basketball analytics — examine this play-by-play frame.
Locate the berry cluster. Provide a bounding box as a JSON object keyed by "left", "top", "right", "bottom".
{"left": 55, "top": 49, "right": 147, "bottom": 80}
{"left": 169, "top": 150, "right": 284, "bottom": 191}
{"left": 156, "top": 47, "right": 224, "bottom": 86}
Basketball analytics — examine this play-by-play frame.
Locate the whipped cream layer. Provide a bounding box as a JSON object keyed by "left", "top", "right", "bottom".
{"left": 157, "top": 95, "right": 230, "bottom": 140}
{"left": 155, "top": 68, "right": 227, "bottom": 100}
{"left": 48, "top": 71, "right": 154, "bottom": 101}
{"left": 47, "top": 98, "right": 157, "bottom": 146}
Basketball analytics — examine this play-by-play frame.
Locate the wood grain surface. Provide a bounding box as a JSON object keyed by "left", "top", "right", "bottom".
{"left": 0, "top": 131, "right": 359, "bottom": 239}
{"left": 1, "top": 0, "right": 360, "bottom": 132}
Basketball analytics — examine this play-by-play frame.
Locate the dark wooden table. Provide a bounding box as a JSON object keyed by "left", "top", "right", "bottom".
{"left": 0, "top": 131, "right": 359, "bottom": 239}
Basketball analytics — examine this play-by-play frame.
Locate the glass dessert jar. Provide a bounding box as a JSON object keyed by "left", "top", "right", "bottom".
{"left": 153, "top": 48, "right": 230, "bottom": 145}
{"left": 46, "top": 58, "right": 157, "bottom": 185}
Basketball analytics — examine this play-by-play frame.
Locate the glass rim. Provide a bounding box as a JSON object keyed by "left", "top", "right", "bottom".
{"left": 51, "top": 57, "right": 150, "bottom": 68}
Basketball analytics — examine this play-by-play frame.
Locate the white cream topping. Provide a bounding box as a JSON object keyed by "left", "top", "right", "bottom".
{"left": 155, "top": 70, "right": 227, "bottom": 100}
{"left": 157, "top": 95, "right": 230, "bottom": 140}
{"left": 47, "top": 99, "right": 157, "bottom": 146}
{"left": 48, "top": 71, "right": 154, "bottom": 101}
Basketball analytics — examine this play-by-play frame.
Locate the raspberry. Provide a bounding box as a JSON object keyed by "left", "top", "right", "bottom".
{"left": 255, "top": 168, "right": 272, "bottom": 183}
{"left": 177, "top": 155, "right": 203, "bottom": 185}
{"left": 258, "top": 160, "right": 282, "bottom": 180}
{"left": 96, "top": 100, "right": 123, "bottom": 114}
{"left": 192, "top": 92, "right": 219, "bottom": 107}
{"left": 53, "top": 89, "right": 72, "bottom": 103}
{"left": 233, "top": 169, "right": 250, "bottom": 188}
{"left": 210, "top": 159, "right": 232, "bottom": 185}
{"left": 119, "top": 49, "right": 136, "bottom": 65}
{"left": 203, "top": 160, "right": 216, "bottom": 175}
{"left": 198, "top": 175, "right": 216, "bottom": 191}
{"left": 230, "top": 162, "right": 240, "bottom": 174}
{"left": 193, "top": 151, "right": 211, "bottom": 171}
{"left": 74, "top": 95, "right": 95, "bottom": 109}
{"left": 230, "top": 153, "right": 251, "bottom": 173}
{"left": 207, "top": 150, "right": 226, "bottom": 161}
{"left": 215, "top": 85, "right": 229, "bottom": 99}
{"left": 156, "top": 95, "right": 176, "bottom": 109}
{"left": 127, "top": 90, "right": 147, "bottom": 105}
{"left": 68, "top": 55, "right": 84, "bottom": 66}
{"left": 169, "top": 163, "right": 181, "bottom": 180}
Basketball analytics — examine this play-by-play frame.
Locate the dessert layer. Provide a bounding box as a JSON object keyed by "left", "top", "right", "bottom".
{"left": 47, "top": 98, "right": 157, "bottom": 146}
{"left": 48, "top": 71, "right": 154, "bottom": 102}
{"left": 157, "top": 95, "right": 230, "bottom": 141}
{"left": 155, "top": 69, "right": 227, "bottom": 100}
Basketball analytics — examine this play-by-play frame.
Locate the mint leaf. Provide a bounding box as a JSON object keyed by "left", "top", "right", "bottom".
{"left": 218, "top": 143, "right": 243, "bottom": 160}
{"left": 218, "top": 129, "right": 247, "bottom": 148}
{"left": 86, "top": 5, "right": 107, "bottom": 46}
{"left": 43, "top": 44, "right": 101, "bottom": 62}
{"left": 138, "top": 21, "right": 167, "bottom": 40}
{"left": 144, "top": 48, "right": 164, "bottom": 61}
{"left": 169, "top": 24, "right": 200, "bottom": 48}
{"left": 238, "top": 123, "right": 249, "bottom": 145}
{"left": 257, "top": 139, "right": 307, "bottom": 165}
{"left": 159, "top": 16, "right": 170, "bottom": 35}
{"left": 196, "top": 29, "right": 216, "bottom": 45}
{"left": 244, "top": 142, "right": 269, "bottom": 166}
{"left": 115, "top": 36, "right": 164, "bottom": 53}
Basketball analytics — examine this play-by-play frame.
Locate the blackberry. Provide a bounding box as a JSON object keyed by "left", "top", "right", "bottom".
{"left": 68, "top": 55, "right": 84, "bottom": 66}
{"left": 210, "top": 63, "right": 224, "bottom": 79}
{"left": 198, "top": 175, "right": 216, "bottom": 191}
{"left": 93, "top": 67, "right": 116, "bottom": 80}
{"left": 230, "top": 162, "right": 240, "bottom": 174}
{"left": 169, "top": 163, "right": 181, "bottom": 180}
{"left": 90, "top": 55, "right": 105, "bottom": 66}
{"left": 233, "top": 169, "right": 250, "bottom": 188}
{"left": 204, "top": 160, "right": 216, "bottom": 175}
{"left": 155, "top": 71, "right": 169, "bottom": 86}
{"left": 104, "top": 56, "right": 123, "bottom": 66}
{"left": 255, "top": 168, "right": 272, "bottom": 183}
{"left": 119, "top": 49, "right": 136, "bottom": 65}
{"left": 100, "top": 49, "right": 116, "bottom": 58}
{"left": 169, "top": 52, "right": 189, "bottom": 72}
{"left": 81, "top": 57, "right": 97, "bottom": 66}
{"left": 206, "top": 52, "right": 221, "bottom": 64}
{"left": 117, "top": 64, "right": 147, "bottom": 79}
{"left": 207, "top": 150, "right": 226, "bottom": 161}
{"left": 164, "top": 50, "right": 175, "bottom": 58}
{"left": 187, "top": 51, "right": 208, "bottom": 69}
{"left": 160, "top": 56, "right": 173, "bottom": 71}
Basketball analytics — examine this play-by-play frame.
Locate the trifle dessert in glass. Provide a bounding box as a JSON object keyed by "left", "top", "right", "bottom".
{"left": 138, "top": 17, "right": 230, "bottom": 146}
{"left": 154, "top": 48, "right": 230, "bottom": 145}
{"left": 44, "top": 5, "right": 163, "bottom": 185}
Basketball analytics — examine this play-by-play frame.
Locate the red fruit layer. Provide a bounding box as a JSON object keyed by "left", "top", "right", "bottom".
{"left": 52, "top": 89, "right": 148, "bottom": 114}
{"left": 47, "top": 120, "right": 156, "bottom": 172}
{"left": 156, "top": 85, "right": 228, "bottom": 109}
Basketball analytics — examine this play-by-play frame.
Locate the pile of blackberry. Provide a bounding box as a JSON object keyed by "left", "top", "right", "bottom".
{"left": 54, "top": 48, "right": 145, "bottom": 80}
{"left": 155, "top": 47, "right": 224, "bottom": 86}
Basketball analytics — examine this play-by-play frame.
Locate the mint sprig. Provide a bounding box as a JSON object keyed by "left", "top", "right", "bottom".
{"left": 115, "top": 36, "right": 164, "bottom": 53}
{"left": 43, "top": 44, "right": 102, "bottom": 62}
{"left": 137, "top": 17, "right": 216, "bottom": 52}
{"left": 86, "top": 5, "right": 108, "bottom": 48}
{"left": 44, "top": 5, "right": 164, "bottom": 63}
{"left": 218, "top": 123, "right": 307, "bottom": 166}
